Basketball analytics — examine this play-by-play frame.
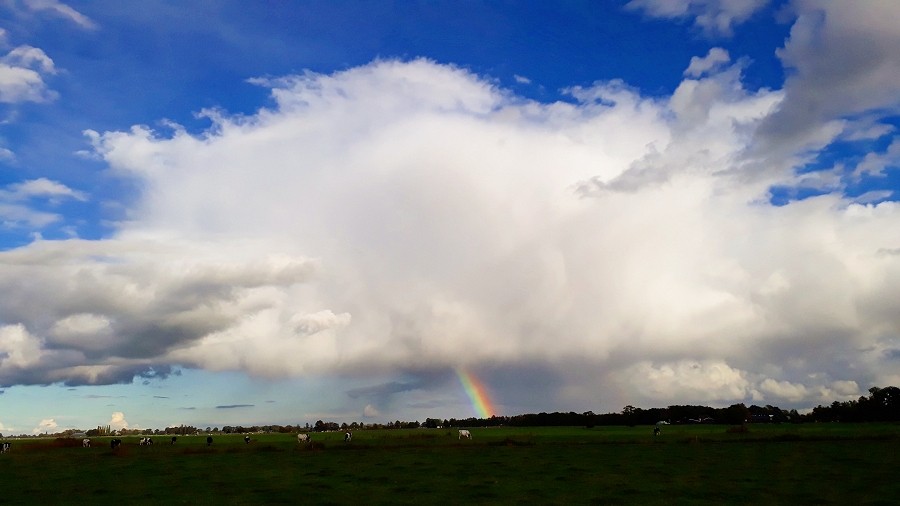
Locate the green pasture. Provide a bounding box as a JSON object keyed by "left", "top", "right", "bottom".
{"left": 1, "top": 424, "right": 898, "bottom": 505}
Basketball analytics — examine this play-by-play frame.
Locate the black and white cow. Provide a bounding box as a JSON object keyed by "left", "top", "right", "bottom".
{"left": 206, "top": 436, "right": 213, "bottom": 446}
{"left": 139, "top": 437, "right": 153, "bottom": 446}
{"left": 82, "top": 438, "right": 91, "bottom": 448}
{"left": 344, "top": 432, "right": 352, "bottom": 443}
{"left": 244, "top": 436, "right": 251, "bottom": 444}
{"left": 171, "top": 436, "right": 177, "bottom": 445}
{"left": 296, "top": 433, "right": 310, "bottom": 443}
{"left": 110, "top": 439, "right": 122, "bottom": 449}
{"left": 1, "top": 442, "right": 11, "bottom": 453}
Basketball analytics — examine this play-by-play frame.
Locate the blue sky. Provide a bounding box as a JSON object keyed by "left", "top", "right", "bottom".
{"left": 2, "top": 0, "right": 900, "bottom": 435}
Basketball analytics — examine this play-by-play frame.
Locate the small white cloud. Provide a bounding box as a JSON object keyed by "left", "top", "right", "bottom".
{"left": 829, "top": 380, "right": 860, "bottom": 397}
{"left": 0, "top": 45, "right": 57, "bottom": 103}
{"left": 0, "top": 178, "right": 86, "bottom": 229}
{"left": 684, "top": 47, "right": 730, "bottom": 77}
{"left": 363, "top": 404, "right": 380, "bottom": 417}
{"left": 109, "top": 411, "right": 129, "bottom": 431}
{"left": 3, "top": 45, "right": 56, "bottom": 74}
{"left": 33, "top": 418, "right": 58, "bottom": 434}
{"left": 6, "top": 178, "right": 87, "bottom": 201}
{"left": 853, "top": 139, "right": 900, "bottom": 179}
{"left": 513, "top": 74, "right": 531, "bottom": 85}
{"left": 615, "top": 360, "right": 752, "bottom": 404}
{"left": 759, "top": 378, "right": 808, "bottom": 402}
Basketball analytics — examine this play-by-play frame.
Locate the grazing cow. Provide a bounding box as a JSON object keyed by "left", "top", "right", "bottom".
{"left": 244, "top": 436, "right": 251, "bottom": 444}
{"left": 1, "top": 442, "right": 11, "bottom": 453}
{"left": 206, "top": 436, "right": 213, "bottom": 446}
{"left": 171, "top": 436, "right": 177, "bottom": 445}
{"left": 139, "top": 437, "right": 153, "bottom": 446}
{"left": 110, "top": 439, "right": 122, "bottom": 450}
{"left": 344, "top": 432, "right": 352, "bottom": 443}
{"left": 458, "top": 429, "right": 472, "bottom": 440}
{"left": 82, "top": 438, "right": 91, "bottom": 448}
{"left": 297, "top": 433, "right": 310, "bottom": 443}
{"left": 653, "top": 427, "right": 661, "bottom": 436}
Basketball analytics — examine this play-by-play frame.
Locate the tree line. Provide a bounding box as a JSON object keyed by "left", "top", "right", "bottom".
{"left": 6, "top": 386, "right": 898, "bottom": 439}
{"left": 427, "top": 385, "right": 900, "bottom": 428}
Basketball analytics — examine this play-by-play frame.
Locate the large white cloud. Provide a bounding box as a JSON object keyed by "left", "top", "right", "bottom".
{"left": 1, "top": 27, "right": 899, "bottom": 412}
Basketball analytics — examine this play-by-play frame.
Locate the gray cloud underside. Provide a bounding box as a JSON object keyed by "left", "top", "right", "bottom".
{"left": 2, "top": 4, "right": 900, "bottom": 410}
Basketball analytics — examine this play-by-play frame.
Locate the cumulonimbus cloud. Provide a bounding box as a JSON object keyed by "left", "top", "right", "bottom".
{"left": 1, "top": 9, "right": 899, "bottom": 413}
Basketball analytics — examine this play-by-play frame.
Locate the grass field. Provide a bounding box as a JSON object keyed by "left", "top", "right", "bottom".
{"left": 1, "top": 424, "right": 898, "bottom": 505}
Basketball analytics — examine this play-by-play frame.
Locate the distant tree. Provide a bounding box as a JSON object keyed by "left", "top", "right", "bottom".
{"left": 721, "top": 403, "right": 750, "bottom": 425}
{"left": 622, "top": 405, "right": 640, "bottom": 426}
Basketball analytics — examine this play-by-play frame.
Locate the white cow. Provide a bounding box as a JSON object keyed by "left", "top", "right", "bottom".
{"left": 458, "top": 429, "right": 472, "bottom": 440}
{"left": 297, "top": 433, "right": 310, "bottom": 443}
{"left": 82, "top": 438, "right": 91, "bottom": 447}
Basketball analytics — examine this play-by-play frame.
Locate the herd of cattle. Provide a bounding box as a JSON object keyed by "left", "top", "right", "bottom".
{"left": 0, "top": 430, "right": 474, "bottom": 453}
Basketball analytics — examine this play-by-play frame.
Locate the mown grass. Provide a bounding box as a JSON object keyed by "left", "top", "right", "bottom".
{"left": 0, "top": 424, "right": 898, "bottom": 505}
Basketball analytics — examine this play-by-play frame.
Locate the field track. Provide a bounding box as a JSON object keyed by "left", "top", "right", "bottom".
{"left": 1, "top": 424, "right": 897, "bottom": 505}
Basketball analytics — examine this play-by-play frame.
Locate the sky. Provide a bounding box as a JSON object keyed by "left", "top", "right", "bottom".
{"left": 1, "top": 0, "right": 900, "bottom": 435}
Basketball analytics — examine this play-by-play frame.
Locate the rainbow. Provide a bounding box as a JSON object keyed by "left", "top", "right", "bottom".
{"left": 455, "top": 367, "right": 496, "bottom": 418}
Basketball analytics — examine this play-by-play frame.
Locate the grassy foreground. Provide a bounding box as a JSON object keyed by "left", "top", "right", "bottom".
{"left": 0, "top": 424, "right": 898, "bottom": 505}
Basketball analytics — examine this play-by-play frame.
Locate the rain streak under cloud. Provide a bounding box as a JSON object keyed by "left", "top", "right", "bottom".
{"left": 1, "top": 1, "right": 900, "bottom": 432}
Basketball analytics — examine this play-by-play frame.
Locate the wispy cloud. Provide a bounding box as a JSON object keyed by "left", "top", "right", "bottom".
{"left": 626, "top": 0, "right": 769, "bottom": 36}
{"left": 22, "top": 0, "right": 98, "bottom": 30}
